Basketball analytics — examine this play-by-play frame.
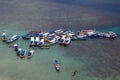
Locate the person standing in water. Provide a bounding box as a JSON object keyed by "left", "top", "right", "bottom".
{"left": 72, "top": 70, "right": 78, "bottom": 76}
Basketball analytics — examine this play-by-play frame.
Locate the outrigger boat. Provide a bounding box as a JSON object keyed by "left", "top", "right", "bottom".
{"left": 6, "top": 35, "right": 20, "bottom": 43}
{"left": 27, "top": 50, "right": 35, "bottom": 59}
{"left": 1, "top": 32, "right": 7, "bottom": 41}
{"left": 54, "top": 60, "right": 60, "bottom": 72}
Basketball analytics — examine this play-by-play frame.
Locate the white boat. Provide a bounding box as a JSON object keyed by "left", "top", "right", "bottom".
{"left": 6, "top": 35, "right": 20, "bottom": 43}
{"left": 29, "top": 37, "right": 35, "bottom": 47}
{"left": 1, "top": 32, "right": 7, "bottom": 41}
{"left": 27, "top": 50, "right": 35, "bottom": 59}
{"left": 103, "top": 32, "right": 117, "bottom": 39}
{"left": 34, "top": 37, "right": 40, "bottom": 46}
{"left": 39, "top": 38, "right": 44, "bottom": 46}
{"left": 59, "top": 35, "right": 71, "bottom": 46}
{"left": 13, "top": 44, "right": 19, "bottom": 51}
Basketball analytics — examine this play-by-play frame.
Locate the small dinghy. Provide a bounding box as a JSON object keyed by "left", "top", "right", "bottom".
{"left": 1, "top": 32, "right": 7, "bottom": 41}
{"left": 13, "top": 44, "right": 19, "bottom": 51}
{"left": 54, "top": 60, "right": 60, "bottom": 72}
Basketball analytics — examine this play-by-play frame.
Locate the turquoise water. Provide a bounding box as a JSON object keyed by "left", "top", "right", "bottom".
{"left": 98, "top": 26, "right": 120, "bottom": 35}
{"left": 0, "top": 26, "right": 120, "bottom": 80}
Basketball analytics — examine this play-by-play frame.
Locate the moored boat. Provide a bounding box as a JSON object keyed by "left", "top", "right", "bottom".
{"left": 34, "top": 37, "right": 40, "bottom": 47}
{"left": 29, "top": 37, "right": 35, "bottom": 47}
{"left": 103, "top": 32, "right": 117, "bottom": 39}
{"left": 27, "top": 50, "right": 35, "bottom": 59}
{"left": 54, "top": 60, "right": 60, "bottom": 72}
{"left": 39, "top": 38, "right": 45, "bottom": 46}
{"left": 13, "top": 44, "right": 19, "bottom": 51}
{"left": 59, "top": 35, "right": 71, "bottom": 46}
{"left": 19, "top": 49, "right": 27, "bottom": 58}
{"left": 6, "top": 35, "right": 20, "bottom": 43}
{"left": 1, "top": 32, "right": 7, "bottom": 41}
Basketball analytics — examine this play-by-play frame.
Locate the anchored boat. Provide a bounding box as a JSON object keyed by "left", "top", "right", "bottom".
{"left": 19, "top": 49, "right": 27, "bottom": 58}
{"left": 27, "top": 50, "right": 35, "bottom": 59}
{"left": 6, "top": 35, "right": 20, "bottom": 43}
{"left": 1, "top": 32, "right": 7, "bottom": 41}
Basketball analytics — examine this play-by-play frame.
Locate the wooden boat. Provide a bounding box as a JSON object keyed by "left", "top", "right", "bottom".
{"left": 40, "top": 46, "right": 50, "bottom": 49}
{"left": 1, "top": 32, "right": 7, "bottom": 41}
{"left": 29, "top": 37, "right": 35, "bottom": 47}
{"left": 79, "top": 30, "right": 99, "bottom": 38}
{"left": 22, "top": 34, "right": 31, "bottom": 40}
{"left": 77, "top": 34, "right": 87, "bottom": 40}
{"left": 39, "top": 38, "right": 44, "bottom": 46}
{"left": 19, "top": 49, "right": 27, "bottom": 58}
{"left": 34, "top": 37, "right": 40, "bottom": 47}
{"left": 13, "top": 44, "right": 19, "bottom": 51}
{"left": 17, "top": 48, "right": 22, "bottom": 56}
{"left": 27, "top": 50, "right": 35, "bottom": 59}
{"left": 59, "top": 35, "right": 71, "bottom": 46}
{"left": 54, "top": 60, "right": 60, "bottom": 72}
{"left": 63, "top": 37, "right": 71, "bottom": 46}
{"left": 22, "top": 30, "right": 41, "bottom": 40}
{"left": 103, "top": 32, "right": 117, "bottom": 39}
{"left": 6, "top": 35, "right": 20, "bottom": 43}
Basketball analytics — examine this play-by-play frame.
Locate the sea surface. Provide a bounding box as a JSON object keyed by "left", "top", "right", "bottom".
{"left": 0, "top": 0, "right": 120, "bottom": 80}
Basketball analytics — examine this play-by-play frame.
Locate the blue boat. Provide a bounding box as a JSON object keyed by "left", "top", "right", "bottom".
{"left": 54, "top": 60, "right": 60, "bottom": 72}
{"left": 22, "top": 34, "right": 31, "bottom": 40}
{"left": 7, "top": 35, "right": 20, "bottom": 43}
{"left": 27, "top": 50, "right": 34, "bottom": 59}
{"left": 77, "top": 34, "right": 87, "bottom": 40}
{"left": 19, "top": 49, "right": 27, "bottom": 58}
{"left": 13, "top": 44, "right": 19, "bottom": 51}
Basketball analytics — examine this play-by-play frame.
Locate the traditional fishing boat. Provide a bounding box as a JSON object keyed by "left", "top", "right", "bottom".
{"left": 29, "top": 37, "right": 35, "bottom": 47}
{"left": 54, "top": 60, "right": 60, "bottom": 72}
{"left": 27, "top": 50, "right": 35, "bottom": 59}
{"left": 34, "top": 37, "right": 40, "bottom": 47}
{"left": 80, "top": 30, "right": 99, "bottom": 38}
{"left": 19, "top": 49, "right": 27, "bottom": 58}
{"left": 22, "top": 34, "right": 31, "bottom": 40}
{"left": 1, "top": 32, "right": 7, "bottom": 41}
{"left": 77, "top": 34, "right": 87, "bottom": 40}
{"left": 103, "top": 32, "right": 117, "bottom": 39}
{"left": 59, "top": 35, "right": 71, "bottom": 46}
{"left": 13, "top": 44, "right": 19, "bottom": 51}
{"left": 6, "top": 35, "right": 20, "bottom": 43}
{"left": 40, "top": 46, "right": 50, "bottom": 49}
{"left": 39, "top": 38, "right": 45, "bottom": 46}
{"left": 22, "top": 30, "right": 41, "bottom": 40}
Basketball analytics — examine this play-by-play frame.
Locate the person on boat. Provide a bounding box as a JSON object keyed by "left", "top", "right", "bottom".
{"left": 72, "top": 70, "right": 78, "bottom": 76}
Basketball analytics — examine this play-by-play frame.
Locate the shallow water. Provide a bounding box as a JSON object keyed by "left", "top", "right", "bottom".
{"left": 0, "top": 27, "right": 120, "bottom": 80}
{"left": 0, "top": 0, "right": 120, "bottom": 80}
